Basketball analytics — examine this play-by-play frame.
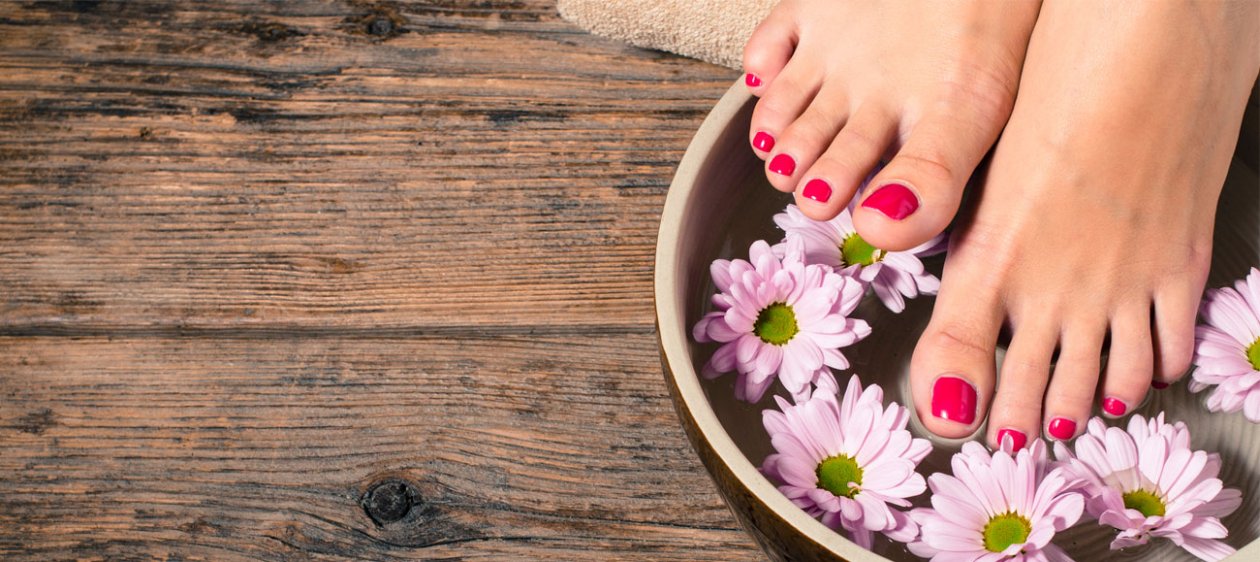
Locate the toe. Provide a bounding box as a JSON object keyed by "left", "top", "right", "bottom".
{"left": 764, "top": 85, "right": 851, "bottom": 193}
{"left": 1153, "top": 281, "right": 1201, "bottom": 383}
{"left": 910, "top": 257, "right": 1004, "bottom": 439}
{"left": 794, "top": 105, "right": 897, "bottom": 221}
{"left": 986, "top": 320, "right": 1058, "bottom": 451}
{"left": 1042, "top": 320, "right": 1106, "bottom": 441}
{"left": 742, "top": 4, "right": 798, "bottom": 95}
{"left": 748, "top": 59, "right": 820, "bottom": 172}
{"left": 853, "top": 99, "right": 1010, "bottom": 252}
{"left": 1100, "top": 304, "right": 1154, "bottom": 416}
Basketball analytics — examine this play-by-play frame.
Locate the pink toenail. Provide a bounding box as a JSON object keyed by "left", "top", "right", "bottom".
{"left": 1152, "top": 381, "right": 1170, "bottom": 389}
{"left": 802, "top": 179, "right": 832, "bottom": 203}
{"left": 861, "top": 183, "right": 919, "bottom": 220}
{"left": 753, "top": 131, "right": 775, "bottom": 152}
{"left": 1102, "top": 397, "right": 1127, "bottom": 416}
{"left": 1048, "top": 417, "right": 1076, "bottom": 441}
{"left": 769, "top": 154, "right": 796, "bottom": 176}
{"left": 996, "top": 428, "right": 1027, "bottom": 452}
{"left": 745, "top": 73, "right": 762, "bottom": 88}
{"left": 931, "top": 376, "right": 977, "bottom": 425}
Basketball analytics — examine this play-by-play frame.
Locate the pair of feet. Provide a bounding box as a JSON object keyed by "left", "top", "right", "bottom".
{"left": 744, "top": 0, "right": 1260, "bottom": 447}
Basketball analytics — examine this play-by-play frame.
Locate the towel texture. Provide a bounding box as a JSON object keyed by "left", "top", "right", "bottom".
{"left": 557, "top": 0, "right": 776, "bottom": 70}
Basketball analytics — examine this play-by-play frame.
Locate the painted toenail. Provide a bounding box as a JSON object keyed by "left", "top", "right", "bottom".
{"left": 996, "top": 428, "right": 1027, "bottom": 452}
{"left": 802, "top": 179, "right": 832, "bottom": 203}
{"left": 1102, "top": 397, "right": 1128, "bottom": 417}
{"left": 861, "top": 183, "right": 920, "bottom": 220}
{"left": 753, "top": 131, "right": 775, "bottom": 152}
{"left": 769, "top": 154, "right": 796, "bottom": 176}
{"left": 931, "top": 375, "right": 977, "bottom": 425}
{"left": 1152, "top": 381, "right": 1170, "bottom": 389}
{"left": 745, "top": 73, "right": 762, "bottom": 88}
{"left": 1047, "top": 417, "right": 1076, "bottom": 441}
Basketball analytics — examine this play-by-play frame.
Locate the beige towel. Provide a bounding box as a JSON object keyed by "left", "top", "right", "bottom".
{"left": 557, "top": 0, "right": 777, "bottom": 70}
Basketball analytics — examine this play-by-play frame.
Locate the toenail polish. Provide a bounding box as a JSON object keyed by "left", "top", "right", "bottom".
{"left": 753, "top": 131, "right": 775, "bottom": 152}
{"left": 769, "top": 154, "right": 796, "bottom": 176}
{"left": 931, "top": 376, "right": 977, "bottom": 425}
{"left": 1047, "top": 417, "right": 1077, "bottom": 441}
{"left": 996, "top": 429, "right": 1028, "bottom": 452}
{"left": 802, "top": 179, "right": 832, "bottom": 203}
{"left": 1152, "top": 381, "right": 1170, "bottom": 389}
{"left": 861, "top": 183, "right": 920, "bottom": 220}
{"left": 1102, "top": 397, "right": 1127, "bottom": 417}
{"left": 745, "top": 73, "right": 762, "bottom": 88}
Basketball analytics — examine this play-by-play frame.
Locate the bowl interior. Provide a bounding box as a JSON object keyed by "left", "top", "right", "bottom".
{"left": 665, "top": 83, "right": 1260, "bottom": 562}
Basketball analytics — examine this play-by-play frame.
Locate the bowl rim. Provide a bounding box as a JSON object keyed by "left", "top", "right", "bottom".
{"left": 654, "top": 79, "right": 886, "bottom": 561}
{"left": 654, "top": 79, "right": 1260, "bottom": 562}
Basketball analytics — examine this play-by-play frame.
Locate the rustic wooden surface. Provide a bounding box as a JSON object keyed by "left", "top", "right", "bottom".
{"left": 0, "top": 1, "right": 761, "bottom": 559}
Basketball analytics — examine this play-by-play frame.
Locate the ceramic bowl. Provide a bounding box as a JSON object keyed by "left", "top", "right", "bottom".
{"left": 655, "top": 80, "right": 1260, "bottom": 561}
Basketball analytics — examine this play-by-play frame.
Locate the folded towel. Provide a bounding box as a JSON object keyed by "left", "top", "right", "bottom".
{"left": 557, "top": 0, "right": 776, "bottom": 70}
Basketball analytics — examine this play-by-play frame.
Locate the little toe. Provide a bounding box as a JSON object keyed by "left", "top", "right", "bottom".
{"left": 763, "top": 86, "right": 851, "bottom": 193}
{"left": 910, "top": 260, "right": 1004, "bottom": 439}
{"left": 742, "top": 3, "right": 798, "bottom": 95}
{"left": 748, "top": 60, "right": 820, "bottom": 167}
{"left": 1042, "top": 322, "right": 1106, "bottom": 441}
{"left": 794, "top": 106, "right": 897, "bottom": 222}
{"left": 1100, "top": 305, "right": 1154, "bottom": 417}
{"left": 853, "top": 101, "right": 1010, "bottom": 252}
{"left": 1153, "top": 282, "right": 1202, "bottom": 384}
{"left": 986, "top": 321, "right": 1059, "bottom": 451}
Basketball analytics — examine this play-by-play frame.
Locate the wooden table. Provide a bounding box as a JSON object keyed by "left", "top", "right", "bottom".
{"left": 0, "top": 1, "right": 762, "bottom": 559}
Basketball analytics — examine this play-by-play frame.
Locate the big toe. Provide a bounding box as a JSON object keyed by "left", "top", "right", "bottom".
{"left": 910, "top": 257, "right": 1004, "bottom": 439}
{"left": 853, "top": 95, "right": 1014, "bottom": 252}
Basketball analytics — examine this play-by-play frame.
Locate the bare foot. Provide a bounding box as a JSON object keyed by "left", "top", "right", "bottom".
{"left": 910, "top": 0, "right": 1260, "bottom": 447}
{"left": 742, "top": 0, "right": 1041, "bottom": 251}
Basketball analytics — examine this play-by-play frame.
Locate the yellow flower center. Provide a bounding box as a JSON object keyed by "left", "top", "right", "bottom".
{"left": 1247, "top": 337, "right": 1260, "bottom": 370}
{"left": 753, "top": 302, "right": 798, "bottom": 345}
{"left": 1123, "top": 489, "right": 1167, "bottom": 518}
{"left": 816, "top": 454, "right": 863, "bottom": 499}
{"left": 840, "top": 233, "right": 884, "bottom": 267}
{"left": 982, "top": 512, "right": 1032, "bottom": 553}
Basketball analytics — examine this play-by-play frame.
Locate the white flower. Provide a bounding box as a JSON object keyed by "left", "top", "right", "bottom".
{"left": 773, "top": 204, "right": 944, "bottom": 313}
{"left": 694, "top": 238, "right": 869, "bottom": 402}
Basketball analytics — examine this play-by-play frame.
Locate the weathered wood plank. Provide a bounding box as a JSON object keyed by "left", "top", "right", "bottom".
{"left": 0, "top": 0, "right": 736, "bottom": 332}
{"left": 0, "top": 335, "right": 760, "bottom": 560}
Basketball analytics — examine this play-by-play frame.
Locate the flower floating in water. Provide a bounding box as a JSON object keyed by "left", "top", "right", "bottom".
{"left": 693, "top": 237, "right": 869, "bottom": 402}
{"left": 908, "top": 440, "right": 1084, "bottom": 562}
{"left": 761, "top": 375, "right": 931, "bottom": 549}
{"left": 1192, "top": 267, "right": 1260, "bottom": 422}
{"left": 773, "top": 204, "right": 944, "bottom": 313}
{"left": 1054, "top": 414, "right": 1242, "bottom": 561}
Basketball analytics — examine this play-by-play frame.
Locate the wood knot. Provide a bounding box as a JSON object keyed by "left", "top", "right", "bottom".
{"left": 341, "top": 4, "right": 407, "bottom": 40}
{"left": 361, "top": 479, "right": 419, "bottom": 525}
{"left": 367, "top": 17, "right": 393, "bottom": 37}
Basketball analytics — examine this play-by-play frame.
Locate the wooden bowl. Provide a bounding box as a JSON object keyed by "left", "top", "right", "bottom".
{"left": 654, "top": 80, "right": 1260, "bottom": 561}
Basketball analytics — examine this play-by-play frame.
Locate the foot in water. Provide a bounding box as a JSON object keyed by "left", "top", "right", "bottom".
{"left": 743, "top": 0, "right": 1041, "bottom": 251}
{"left": 907, "top": 0, "right": 1260, "bottom": 447}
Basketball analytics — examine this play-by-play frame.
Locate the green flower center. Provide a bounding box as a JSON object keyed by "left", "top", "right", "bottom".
{"left": 1247, "top": 338, "right": 1260, "bottom": 370}
{"left": 1123, "top": 489, "right": 1167, "bottom": 518}
{"left": 982, "top": 512, "right": 1032, "bottom": 553}
{"left": 816, "top": 454, "right": 863, "bottom": 499}
{"left": 840, "top": 233, "right": 884, "bottom": 267}
{"left": 753, "top": 302, "right": 798, "bottom": 345}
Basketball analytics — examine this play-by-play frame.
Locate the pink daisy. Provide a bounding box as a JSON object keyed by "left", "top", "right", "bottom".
{"left": 772, "top": 203, "right": 944, "bottom": 313}
{"left": 1192, "top": 267, "right": 1260, "bottom": 422}
{"left": 760, "top": 375, "right": 931, "bottom": 549}
{"left": 908, "top": 440, "right": 1085, "bottom": 562}
{"left": 693, "top": 237, "right": 869, "bottom": 403}
{"left": 1054, "top": 414, "right": 1242, "bottom": 561}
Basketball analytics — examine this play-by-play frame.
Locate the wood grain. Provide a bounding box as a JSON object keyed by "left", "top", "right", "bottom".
{"left": 0, "top": 0, "right": 759, "bottom": 560}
